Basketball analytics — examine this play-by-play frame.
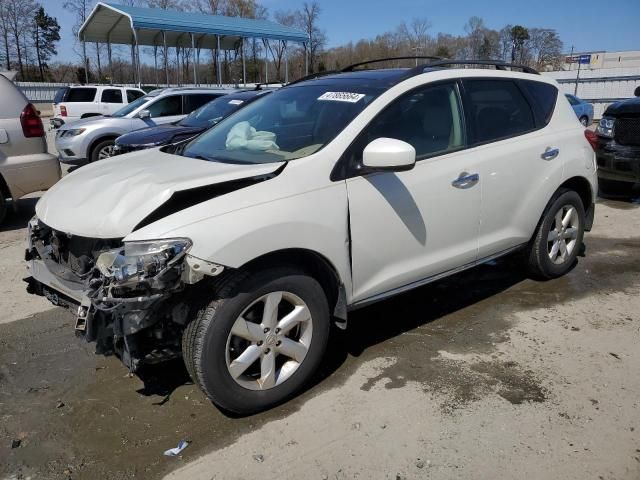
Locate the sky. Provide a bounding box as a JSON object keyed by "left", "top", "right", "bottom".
{"left": 41, "top": 0, "right": 640, "bottom": 63}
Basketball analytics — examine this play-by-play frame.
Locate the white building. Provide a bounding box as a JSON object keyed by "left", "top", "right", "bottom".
{"left": 543, "top": 50, "right": 640, "bottom": 119}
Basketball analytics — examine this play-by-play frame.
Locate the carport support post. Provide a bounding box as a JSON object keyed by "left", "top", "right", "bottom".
{"left": 241, "top": 38, "right": 246, "bottom": 87}
{"left": 305, "top": 42, "right": 309, "bottom": 75}
{"left": 134, "top": 29, "right": 141, "bottom": 87}
{"left": 284, "top": 41, "right": 288, "bottom": 83}
{"left": 107, "top": 40, "right": 113, "bottom": 83}
{"left": 82, "top": 36, "right": 88, "bottom": 84}
{"left": 264, "top": 40, "right": 268, "bottom": 84}
{"left": 216, "top": 35, "right": 222, "bottom": 86}
{"left": 162, "top": 31, "right": 169, "bottom": 86}
{"left": 191, "top": 33, "right": 198, "bottom": 86}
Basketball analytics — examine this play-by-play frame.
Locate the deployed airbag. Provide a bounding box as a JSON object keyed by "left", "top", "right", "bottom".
{"left": 225, "top": 121, "right": 279, "bottom": 151}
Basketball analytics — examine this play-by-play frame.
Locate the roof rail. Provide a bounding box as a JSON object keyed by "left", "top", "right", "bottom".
{"left": 414, "top": 59, "right": 539, "bottom": 75}
{"left": 341, "top": 56, "right": 443, "bottom": 72}
{"left": 285, "top": 70, "right": 339, "bottom": 86}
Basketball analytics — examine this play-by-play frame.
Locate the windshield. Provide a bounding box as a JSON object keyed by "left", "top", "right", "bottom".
{"left": 179, "top": 95, "right": 250, "bottom": 128}
{"left": 112, "top": 95, "right": 151, "bottom": 117}
{"left": 182, "top": 84, "right": 382, "bottom": 164}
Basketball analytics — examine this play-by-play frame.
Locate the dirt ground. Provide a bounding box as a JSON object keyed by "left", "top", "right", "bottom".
{"left": 1, "top": 170, "right": 639, "bottom": 479}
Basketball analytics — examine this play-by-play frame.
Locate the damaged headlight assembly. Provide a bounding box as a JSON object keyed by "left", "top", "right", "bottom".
{"left": 96, "top": 238, "right": 192, "bottom": 285}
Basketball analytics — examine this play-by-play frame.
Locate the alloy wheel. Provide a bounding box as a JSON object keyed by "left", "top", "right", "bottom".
{"left": 225, "top": 291, "right": 313, "bottom": 391}
{"left": 98, "top": 144, "right": 115, "bottom": 159}
{"left": 547, "top": 204, "right": 580, "bottom": 264}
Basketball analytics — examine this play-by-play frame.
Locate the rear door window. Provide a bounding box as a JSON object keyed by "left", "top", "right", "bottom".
{"left": 463, "top": 79, "right": 536, "bottom": 144}
{"left": 65, "top": 88, "right": 97, "bottom": 102}
{"left": 147, "top": 95, "right": 182, "bottom": 117}
{"left": 127, "top": 89, "right": 144, "bottom": 103}
{"left": 184, "top": 94, "right": 222, "bottom": 114}
{"left": 101, "top": 88, "right": 123, "bottom": 104}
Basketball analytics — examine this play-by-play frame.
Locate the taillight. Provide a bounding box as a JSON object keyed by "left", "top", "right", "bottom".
{"left": 584, "top": 129, "right": 597, "bottom": 151}
{"left": 20, "top": 103, "right": 45, "bottom": 138}
{"left": 60, "top": 105, "right": 67, "bottom": 117}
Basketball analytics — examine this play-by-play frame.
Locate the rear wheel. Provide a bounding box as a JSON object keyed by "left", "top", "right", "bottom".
{"left": 579, "top": 115, "right": 589, "bottom": 126}
{"left": 90, "top": 139, "right": 116, "bottom": 162}
{"left": 526, "top": 189, "right": 585, "bottom": 279}
{"left": 182, "top": 266, "right": 330, "bottom": 415}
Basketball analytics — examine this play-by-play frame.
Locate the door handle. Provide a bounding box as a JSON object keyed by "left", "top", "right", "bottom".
{"left": 541, "top": 147, "right": 559, "bottom": 160}
{"left": 452, "top": 172, "right": 479, "bottom": 189}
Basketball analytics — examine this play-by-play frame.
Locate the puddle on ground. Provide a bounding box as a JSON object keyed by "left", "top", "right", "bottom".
{"left": 0, "top": 234, "right": 638, "bottom": 479}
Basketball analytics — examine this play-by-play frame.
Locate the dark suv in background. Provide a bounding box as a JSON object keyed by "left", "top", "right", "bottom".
{"left": 596, "top": 86, "right": 640, "bottom": 195}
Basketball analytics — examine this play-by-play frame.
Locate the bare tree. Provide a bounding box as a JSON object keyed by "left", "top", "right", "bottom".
{"left": 398, "top": 17, "right": 431, "bottom": 58}
{"left": 296, "top": 1, "right": 326, "bottom": 73}
{"left": 269, "top": 10, "right": 296, "bottom": 81}
{"left": 5, "top": 0, "right": 37, "bottom": 78}
{"left": 527, "top": 28, "right": 563, "bottom": 70}
{"left": 0, "top": 0, "right": 12, "bottom": 71}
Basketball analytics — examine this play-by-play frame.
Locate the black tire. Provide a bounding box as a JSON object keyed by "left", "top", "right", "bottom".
{"left": 598, "top": 178, "right": 635, "bottom": 197}
{"left": 526, "top": 189, "right": 585, "bottom": 279}
{"left": 579, "top": 116, "right": 589, "bottom": 126}
{"left": 90, "top": 138, "right": 116, "bottom": 162}
{"left": 0, "top": 194, "right": 7, "bottom": 225}
{"left": 182, "top": 266, "right": 330, "bottom": 415}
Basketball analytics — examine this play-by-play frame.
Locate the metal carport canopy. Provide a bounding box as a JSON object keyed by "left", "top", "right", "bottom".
{"left": 79, "top": 2, "right": 309, "bottom": 49}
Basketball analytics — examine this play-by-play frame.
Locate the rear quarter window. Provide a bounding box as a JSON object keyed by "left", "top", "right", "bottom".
{"left": 184, "top": 94, "right": 222, "bottom": 113}
{"left": 66, "top": 88, "right": 97, "bottom": 102}
{"left": 519, "top": 80, "right": 559, "bottom": 125}
{"left": 54, "top": 87, "right": 69, "bottom": 104}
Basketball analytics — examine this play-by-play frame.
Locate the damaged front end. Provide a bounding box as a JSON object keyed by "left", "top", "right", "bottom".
{"left": 25, "top": 218, "right": 222, "bottom": 372}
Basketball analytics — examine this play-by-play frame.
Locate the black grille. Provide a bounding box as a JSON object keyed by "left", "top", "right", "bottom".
{"left": 614, "top": 117, "right": 640, "bottom": 146}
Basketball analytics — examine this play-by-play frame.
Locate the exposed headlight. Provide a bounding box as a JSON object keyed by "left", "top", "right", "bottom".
{"left": 62, "top": 128, "right": 86, "bottom": 137}
{"left": 96, "top": 238, "right": 192, "bottom": 284}
{"left": 596, "top": 117, "right": 615, "bottom": 138}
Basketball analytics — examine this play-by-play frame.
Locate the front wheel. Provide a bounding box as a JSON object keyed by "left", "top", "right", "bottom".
{"left": 90, "top": 139, "right": 116, "bottom": 162}
{"left": 182, "top": 266, "right": 330, "bottom": 415}
{"left": 526, "top": 189, "right": 585, "bottom": 279}
{"left": 579, "top": 115, "right": 589, "bottom": 127}
{"left": 0, "top": 194, "right": 7, "bottom": 225}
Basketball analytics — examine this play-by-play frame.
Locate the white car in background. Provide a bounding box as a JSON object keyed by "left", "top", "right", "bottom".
{"left": 51, "top": 85, "right": 146, "bottom": 127}
{"left": 27, "top": 60, "right": 598, "bottom": 415}
{"left": 54, "top": 87, "right": 234, "bottom": 163}
{"left": 0, "top": 74, "right": 60, "bottom": 224}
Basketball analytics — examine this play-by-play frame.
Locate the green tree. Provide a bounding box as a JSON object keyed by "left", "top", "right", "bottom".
{"left": 510, "top": 25, "right": 529, "bottom": 63}
{"left": 33, "top": 7, "right": 61, "bottom": 80}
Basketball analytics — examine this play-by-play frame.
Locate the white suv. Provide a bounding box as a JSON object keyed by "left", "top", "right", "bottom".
{"left": 0, "top": 74, "right": 60, "bottom": 224}
{"left": 51, "top": 85, "right": 146, "bottom": 127}
{"left": 25, "top": 60, "right": 597, "bottom": 414}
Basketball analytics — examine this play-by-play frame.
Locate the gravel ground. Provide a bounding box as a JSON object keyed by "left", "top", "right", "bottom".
{"left": 0, "top": 133, "right": 639, "bottom": 479}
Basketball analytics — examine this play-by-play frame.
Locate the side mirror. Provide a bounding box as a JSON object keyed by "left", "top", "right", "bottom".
{"left": 138, "top": 109, "right": 151, "bottom": 119}
{"left": 635, "top": 86, "right": 640, "bottom": 97}
{"left": 362, "top": 137, "right": 416, "bottom": 172}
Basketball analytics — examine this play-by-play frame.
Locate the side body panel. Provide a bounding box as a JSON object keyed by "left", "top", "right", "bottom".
{"left": 346, "top": 150, "right": 481, "bottom": 302}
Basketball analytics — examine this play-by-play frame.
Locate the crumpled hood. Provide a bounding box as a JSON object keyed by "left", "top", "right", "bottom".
{"left": 36, "top": 149, "right": 284, "bottom": 238}
{"left": 116, "top": 124, "right": 204, "bottom": 147}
